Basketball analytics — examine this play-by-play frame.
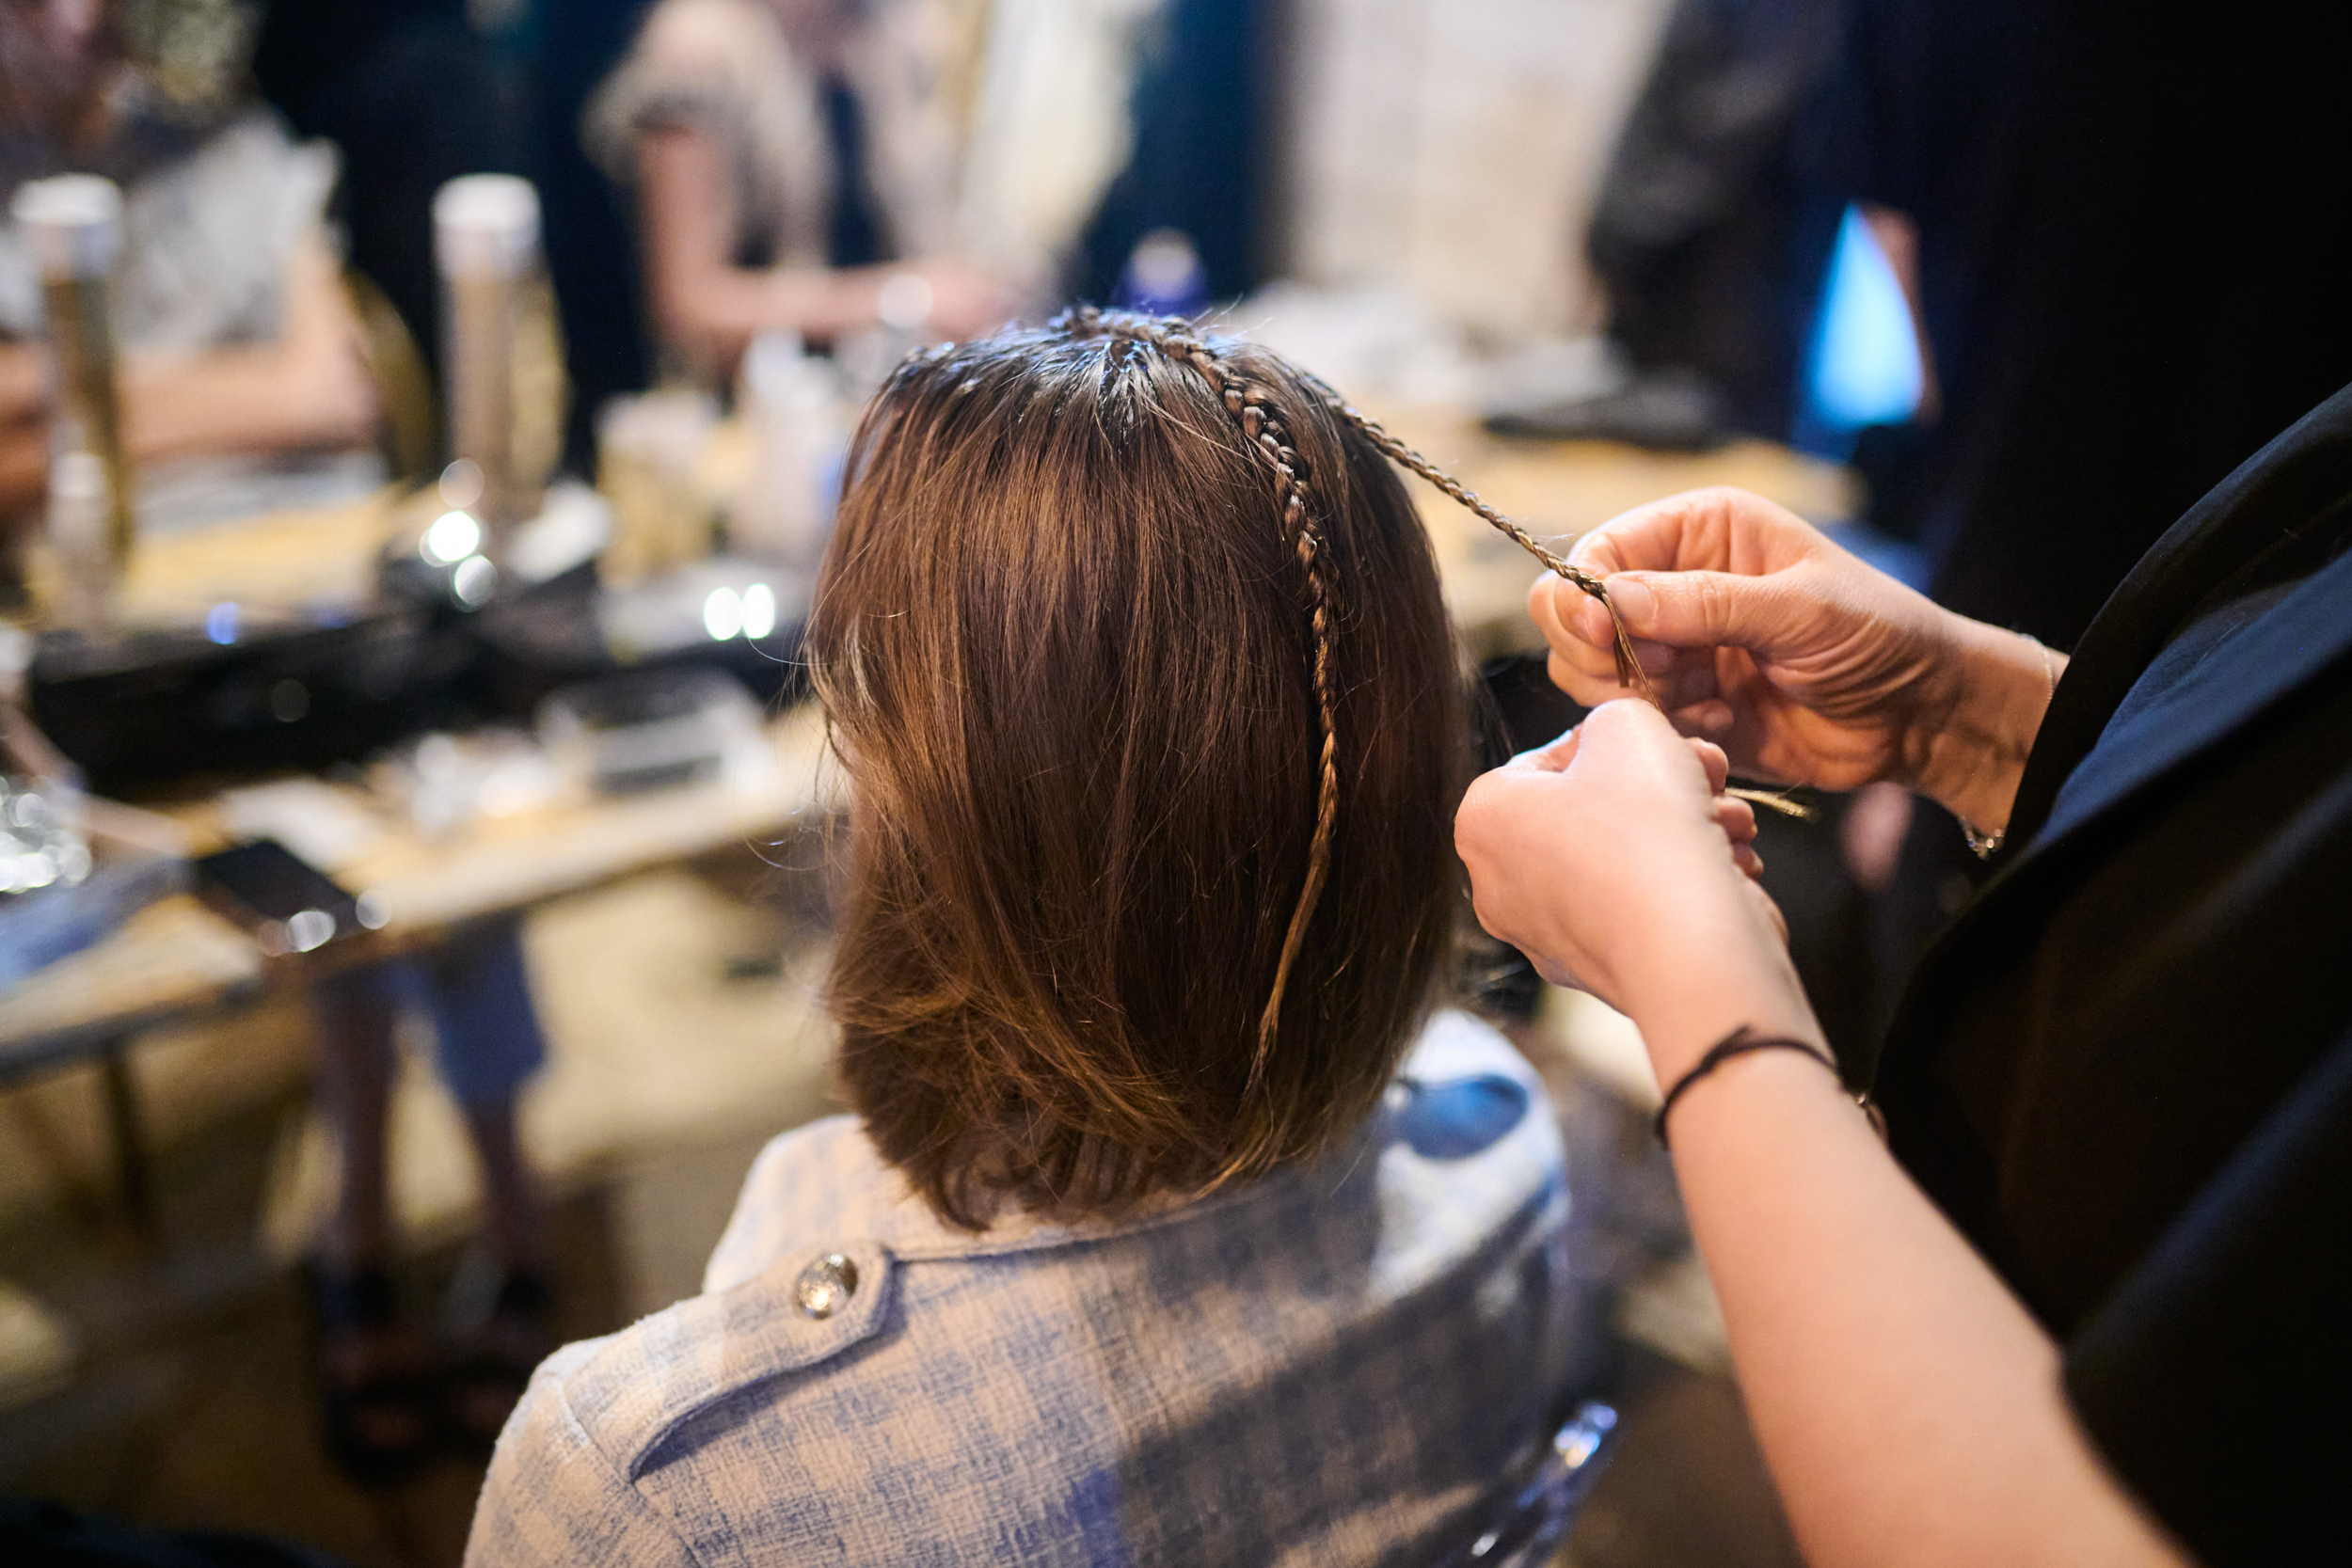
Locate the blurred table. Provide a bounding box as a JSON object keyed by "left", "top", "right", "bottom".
{"left": 115, "top": 489, "right": 408, "bottom": 626}
{"left": 0, "top": 491, "right": 834, "bottom": 1221}
{"left": 1379, "top": 409, "right": 1856, "bottom": 661}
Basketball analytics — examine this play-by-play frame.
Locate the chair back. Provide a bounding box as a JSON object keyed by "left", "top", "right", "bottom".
{"left": 1436, "top": 1401, "right": 1619, "bottom": 1568}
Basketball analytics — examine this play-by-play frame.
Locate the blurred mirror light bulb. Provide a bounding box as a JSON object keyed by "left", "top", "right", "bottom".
{"left": 452, "top": 554, "right": 497, "bottom": 607}
{"left": 438, "top": 457, "right": 485, "bottom": 511}
{"left": 423, "top": 510, "right": 482, "bottom": 564}
{"left": 739, "top": 581, "right": 776, "bottom": 639}
{"left": 703, "top": 585, "right": 743, "bottom": 640}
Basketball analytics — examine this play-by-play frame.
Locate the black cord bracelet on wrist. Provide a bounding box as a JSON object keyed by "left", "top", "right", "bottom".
{"left": 1653, "top": 1025, "right": 1875, "bottom": 1149}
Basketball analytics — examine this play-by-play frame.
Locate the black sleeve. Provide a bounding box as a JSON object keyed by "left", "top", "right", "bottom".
{"left": 2062, "top": 1027, "right": 2352, "bottom": 1567}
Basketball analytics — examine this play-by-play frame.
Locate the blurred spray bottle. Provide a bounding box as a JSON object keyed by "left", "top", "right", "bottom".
{"left": 13, "top": 175, "right": 133, "bottom": 631}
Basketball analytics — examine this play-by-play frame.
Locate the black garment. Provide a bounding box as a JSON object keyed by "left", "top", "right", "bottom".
{"left": 522, "top": 0, "right": 658, "bottom": 469}
{"left": 1585, "top": 0, "right": 1847, "bottom": 441}
{"left": 817, "top": 72, "right": 885, "bottom": 271}
{"left": 258, "top": 0, "right": 656, "bottom": 471}
{"left": 1875, "top": 383, "right": 2352, "bottom": 1566}
{"left": 253, "top": 1, "right": 525, "bottom": 392}
{"left": 1820, "top": 0, "right": 2352, "bottom": 649}
{"left": 1071, "top": 0, "right": 1272, "bottom": 307}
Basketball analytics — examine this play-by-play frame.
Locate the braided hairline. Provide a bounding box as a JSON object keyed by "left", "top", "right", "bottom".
{"left": 1051, "top": 307, "right": 1340, "bottom": 1091}
{"left": 1049, "top": 313, "right": 1652, "bottom": 701}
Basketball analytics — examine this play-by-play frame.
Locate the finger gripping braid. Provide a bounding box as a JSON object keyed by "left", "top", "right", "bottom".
{"left": 1052, "top": 308, "right": 1343, "bottom": 1089}
{"left": 1287, "top": 382, "right": 1811, "bottom": 818}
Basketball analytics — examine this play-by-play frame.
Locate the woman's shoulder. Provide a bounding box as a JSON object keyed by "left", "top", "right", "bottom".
{"left": 471, "top": 1225, "right": 902, "bottom": 1566}
{"left": 618, "top": 0, "right": 793, "bottom": 95}
{"left": 473, "top": 1118, "right": 911, "bottom": 1562}
{"left": 699, "top": 1112, "right": 930, "bottom": 1291}
{"left": 583, "top": 0, "right": 801, "bottom": 178}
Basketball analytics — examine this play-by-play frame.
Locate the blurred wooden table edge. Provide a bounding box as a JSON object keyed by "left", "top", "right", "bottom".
{"left": 0, "top": 705, "right": 833, "bottom": 1226}
{"left": 0, "top": 705, "right": 835, "bottom": 1059}
{"left": 0, "top": 895, "right": 262, "bottom": 1083}
{"left": 240, "top": 701, "right": 835, "bottom": 941}
{"left": 114, "top": 488, "right": 409, "bottom": 625}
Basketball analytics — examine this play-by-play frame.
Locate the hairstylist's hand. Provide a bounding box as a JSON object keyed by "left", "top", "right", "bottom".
{"left": 1456, "top": 702, "right": 1809, "bottom": 1069}
{"left": 1534, "top": 488, "right": 2059, "bottom": 834}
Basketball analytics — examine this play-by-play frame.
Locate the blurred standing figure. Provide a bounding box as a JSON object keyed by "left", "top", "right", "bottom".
{"left": 1805, "top": 0, "right": 2352, "bottom": 1064}
{"left": 3, "top": 0, "right": 553, "bottom": 1485}
{"left": 0, "top": 0, "right": 381, "bottom": 558}
{"left": 251, "top": 0, "right": 524, "bottom": 401}
{"left": 1583, "top": 0, "right": 1845, "bottom": 444}
{"left": 1820, "top": 0, "right": 2352, "bottom": 652}
{"left": 587, "top": 0, "right": 1019, "bottom": 383}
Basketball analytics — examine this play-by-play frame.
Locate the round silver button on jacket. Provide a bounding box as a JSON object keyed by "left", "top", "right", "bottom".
{"left": 794, "top": 1253, "right": 859, "bottom": 1319}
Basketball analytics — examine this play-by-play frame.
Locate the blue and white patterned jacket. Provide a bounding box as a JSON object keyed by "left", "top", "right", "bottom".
{"left": 467, "top": 1011, "right": 1585, "bottom": 1566}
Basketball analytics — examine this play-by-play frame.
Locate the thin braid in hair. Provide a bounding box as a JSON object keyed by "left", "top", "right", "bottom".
{"left": 1052, "top": 308, "right": 1342, "bottom": 1084}
{"left": 1295, "top": 372, "right": 1810, "bottom": 819}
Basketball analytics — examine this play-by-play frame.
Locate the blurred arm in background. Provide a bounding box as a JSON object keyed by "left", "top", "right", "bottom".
{"left": 0, "top": 231, "right": 379, "bottom": 519}
{"left": 633, "top": 119, "right": 1005, "bottom": 372}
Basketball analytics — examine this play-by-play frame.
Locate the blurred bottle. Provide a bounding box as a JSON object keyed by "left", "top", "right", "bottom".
{"left": 434, "top": 175, "right": 561, "bottom": 565}
{"left": 1114, "top": 229, "right": 1208, "bottom": 320}
{"left": 594, "top": 388, "right": 719, "bottom": 587}
{"left": 832, "top": 271, "right": 937, "bottom": 403}
{"left": 733, "top": 330, "right": 841, "bottom": 577}
{"left": 12, "top": 176, "right": 133, "bottom": 631}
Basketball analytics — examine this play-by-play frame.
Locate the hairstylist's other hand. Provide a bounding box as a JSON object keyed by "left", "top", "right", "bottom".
{"left": 1534, "top": 488, "right": 2058, "bottom": 833}
{"left": 1456, "top": 702, "right": 1805, "bottom": 1066}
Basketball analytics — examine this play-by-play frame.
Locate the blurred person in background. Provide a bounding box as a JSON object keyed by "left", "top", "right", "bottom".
{"left": 251, "top": 0, "right": 524, "bottom": 402}
{"left": 3, "top": 0, "right": 556, "bottom": 1485}
{"left": 1494, "top": 0, "right": 1846, "bottom": 453}
{"left": 308, "top": 920, "right": 556, "bottom": 1484}
{"left": 1799, "top": 0, "right": 2352, "bottom": 1074}
{"left": 0, "top": 0, "right": 381, "bottom": 565}
{"left": 586, "top": 0, "right": 1020, "bottom": 385}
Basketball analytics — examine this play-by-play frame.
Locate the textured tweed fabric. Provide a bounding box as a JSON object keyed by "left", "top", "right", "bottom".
{"left": 467, "top": 1011, "right": 1584, "bottom": 1566}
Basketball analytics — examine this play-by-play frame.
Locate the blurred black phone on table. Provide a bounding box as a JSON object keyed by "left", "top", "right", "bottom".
{"left": 195, "top": 839, "right": 373, "bottom": 955}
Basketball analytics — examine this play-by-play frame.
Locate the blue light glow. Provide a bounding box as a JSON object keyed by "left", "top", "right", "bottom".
{"left": 205, "top": 603, "right": 239, "bottom": 645}
{"left": 1807, "top": 207, "right": 1923, "bottom": 430}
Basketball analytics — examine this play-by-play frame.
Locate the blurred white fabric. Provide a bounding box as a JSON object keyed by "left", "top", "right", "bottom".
{"left": 1281, "top": 0, "right": 1675, "bottom": 339}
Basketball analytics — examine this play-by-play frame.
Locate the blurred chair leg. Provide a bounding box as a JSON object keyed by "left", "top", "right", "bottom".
{"left": 310, "top": 967, "right": 402, "bottom": 1271}
{"left": 96, "top": 1040, "right": 153, "bottom": 1232}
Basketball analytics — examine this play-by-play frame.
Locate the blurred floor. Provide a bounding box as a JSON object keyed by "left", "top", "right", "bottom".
{"left": 0, "top": 848, "right": 1797, "bottom": 1568}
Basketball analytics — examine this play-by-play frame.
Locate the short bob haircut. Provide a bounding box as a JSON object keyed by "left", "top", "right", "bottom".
{"left": 805, "top": 316, "right": 1465, "bottom": 1229}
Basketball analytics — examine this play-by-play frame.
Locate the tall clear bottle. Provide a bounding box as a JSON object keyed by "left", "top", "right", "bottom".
{"left": 11, "top": 175, "right": 132, "bottom": 631}
{"left": 433, "top": 175, "right": 548, "bottom": 568}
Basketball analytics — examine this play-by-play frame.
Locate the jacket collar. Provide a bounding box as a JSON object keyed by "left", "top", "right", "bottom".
{"left": 2003, "top": 378, "right": 2352, "bottom": 846}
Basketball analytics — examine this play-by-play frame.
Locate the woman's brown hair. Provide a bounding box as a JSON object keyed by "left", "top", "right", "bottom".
{"left": 805, "top": 310, "right": 1464, "bottom": 1228}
